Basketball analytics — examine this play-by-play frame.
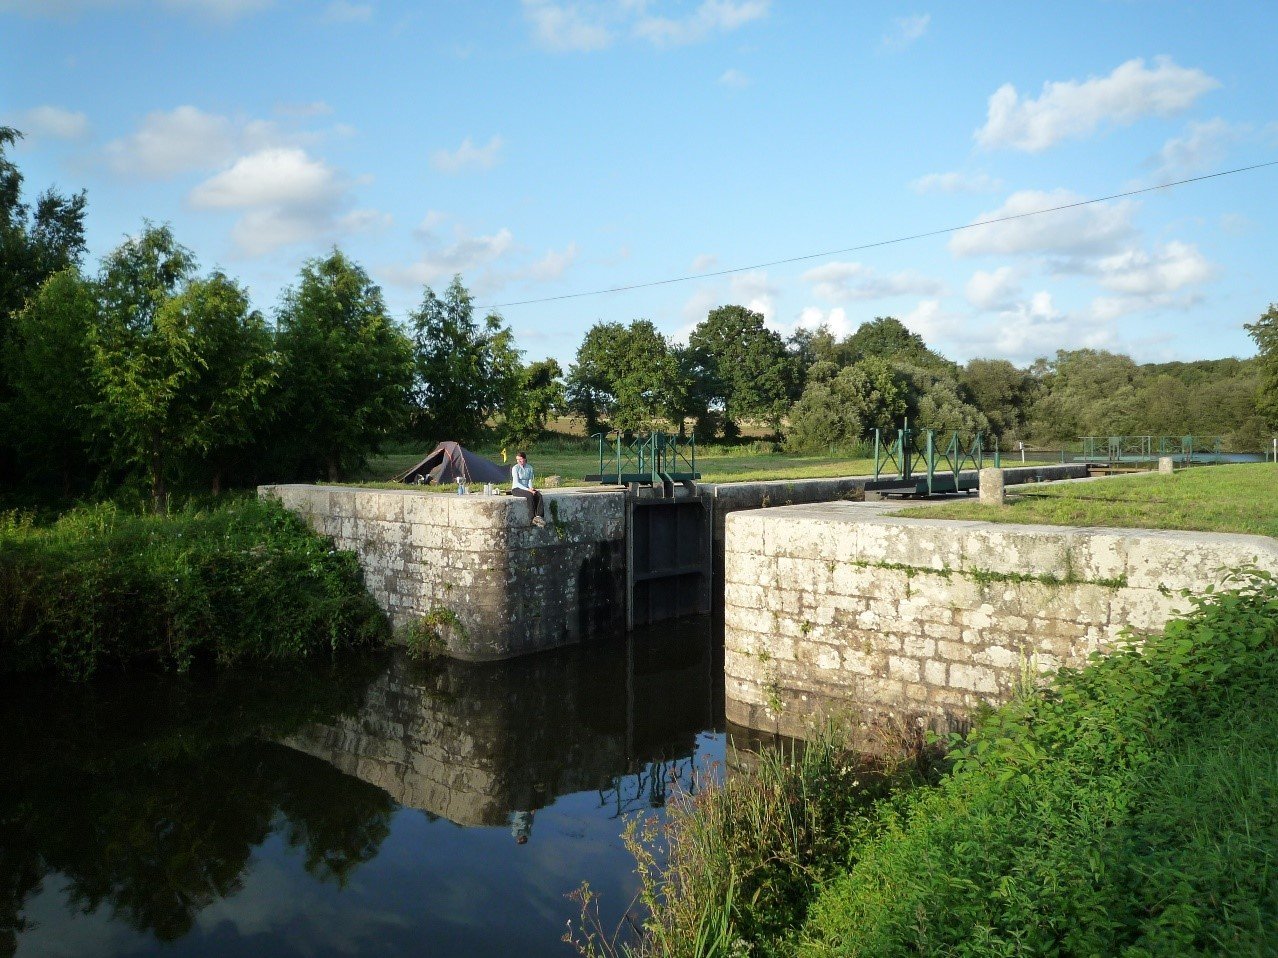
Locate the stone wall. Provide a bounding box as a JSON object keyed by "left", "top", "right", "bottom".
{"left": 704, "top": 464, "right": 1088, "bottom": 607}
{"left": 260, "top": 484, "right": 626, "bottom": 659}
{"left": 724, "top": 500, "right": 1278, "bottom": 742}
{"left": 281, "top": 631, "right": 718, "bottom": 826}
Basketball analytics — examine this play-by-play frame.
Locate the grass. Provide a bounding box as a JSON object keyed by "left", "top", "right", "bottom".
{"left": 0, "top": 497, "right": 389, "bottom": 679}
{"left": 586, "top": 571, "right": 1278, "bottom": 957}
{"left": 354, "top": 436, "right": 1056, "bottom": 489}
{"left": 899, "top": 462, "right": 1278, "bottom": 539}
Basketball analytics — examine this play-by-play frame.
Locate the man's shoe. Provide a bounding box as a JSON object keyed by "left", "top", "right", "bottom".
{"left": 532, "top": 516, "right": 546, "bottom": 527}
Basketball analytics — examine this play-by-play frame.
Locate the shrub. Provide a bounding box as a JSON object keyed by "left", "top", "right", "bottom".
{"left": 0, "top": 497, "right": 388, "bottom": 678}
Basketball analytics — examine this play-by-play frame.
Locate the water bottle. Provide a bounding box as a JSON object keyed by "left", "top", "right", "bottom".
{"left": 456, "top": 477, "right": 463, "bottom": 495}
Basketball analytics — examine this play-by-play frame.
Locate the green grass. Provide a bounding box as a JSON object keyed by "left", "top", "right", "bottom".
{"left": 356, "top": 440, "right": 1057, "bottom": 489}
{"left": 900, "top": 462, "right": 1278, "bottom": 539}
{"left": 593, "top": 571, "right": 1278, "bottom": 957}
{"left": 0, "top": 497, "right": 389, "bottom": 679}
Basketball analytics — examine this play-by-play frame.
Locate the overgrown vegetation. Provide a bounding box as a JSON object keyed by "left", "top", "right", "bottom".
{"left": 583, "top": 572, "right": 1278, "bottom": 957}
{"left": 0, "top": 497, "right": 388, "bottom": 679}
{"left": 905, "top": 462, "right": 1278, "bottom": 539}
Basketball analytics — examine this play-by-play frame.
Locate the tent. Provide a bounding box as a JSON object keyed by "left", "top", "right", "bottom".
{"left": 393, "top": 441, "right": 510, "bottom": 486}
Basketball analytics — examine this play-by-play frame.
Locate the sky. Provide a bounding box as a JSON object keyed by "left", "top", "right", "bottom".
{"left": 4, "top": 0, "right": 1277, "bottom": 369}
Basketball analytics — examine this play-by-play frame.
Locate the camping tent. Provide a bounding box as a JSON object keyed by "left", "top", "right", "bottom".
{"left": 393, "top": 441, "right": 510, "bottom": 486}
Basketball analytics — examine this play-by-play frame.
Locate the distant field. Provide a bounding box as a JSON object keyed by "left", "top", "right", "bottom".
{"left": 356, "top": 440, "right": 1053, "bottom": 488}
{"left": 899, "top": 463, "right": 1278, "bottom": 539}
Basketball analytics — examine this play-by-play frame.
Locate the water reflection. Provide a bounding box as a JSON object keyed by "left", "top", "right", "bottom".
{"left": 0, "top": 620, "right": 723, "bottom": 958}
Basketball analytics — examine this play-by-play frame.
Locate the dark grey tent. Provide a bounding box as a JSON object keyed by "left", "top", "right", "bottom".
{"left": 393, "top": 441, "right": 509, "bottom": 486}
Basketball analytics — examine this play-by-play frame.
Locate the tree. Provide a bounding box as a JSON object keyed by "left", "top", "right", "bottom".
{"left": 91, "top": 229, "right": 278, "bottom": 510}
{"left": 274, "top": 250, "right": 414, "bottom": 482}
{"left": 0, "top": 126, "right": 88, "bottom": 485}
{"left": 963, "top": 359, "right": 1036, "bottom": 440}
{"left": 784, "top": 359, "right": 908, "bottom": 452}
{"left": 90, "top": 224, "right": 198, "bottom": 511}
{"left": 502, "top": 358, "right": 564, "bottom": 445}
{"left": 409, "top": 275, "right": 521, "bottom": 446}
{"left": 687, "top": 305, "right": 797, "bottom": 435}
{"left": 168, "top": 273, "right": 276, "bottom": 494}
{"left": 1246, "top": 304, "right": 1278, "bottom": 430}
{"left": 844, "top": 316, "right": 954, "bottom": 372}
{"left": 2, "top": 269, "right": 99, "bottom": 493}
{"left": 566, "top": 320, "right": 682, "bottom": 434}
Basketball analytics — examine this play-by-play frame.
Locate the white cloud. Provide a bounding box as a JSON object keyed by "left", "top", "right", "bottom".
{"left": 522, "top": 0, "right": 768, "bottom": 52}
{"left": 794, "top": 305, "right": 852, "bottom": 338}
{"left": 1090, "top": 241, "right": 1213, "bottom": 295}
{"left": 635, "top": 0, "right": 770, "bottom": 47}
{"left": 909, "top": 170, "right": 1002, "bottom": 194}
{"left": 976, "top": 57, "right": 1219, "bottom": 152}
{"left": 522, "top": 0, "right": 613, "bottom": 52}
{"left": 12, "top": 105, "right": 89, "bottom": 140}
{"left": 388, "top": 220, "right": 516, "bottom": 286}
{"left": 691, "top": 253, "right": 718, "bottom": 271}
{"left": 965, "top": 266, "right": 1020, "bottom": 310}
{"left": 189, "top": 147, "right": 338, "bottom": 208}
{"left": 1149, "top": 117, "right": 1241, "bottom": 180}
{"left": 802, "top": 261, "right": 942, "bottom": 302}
{"left": 105, "top": 105, "right": 238, "bottom": 176}
{"left": 882, "top": 13, "right": 929, "bottom": 50}
{"left": 159, "top": 0, "right": 273, "bottom": 16}
{"left": 188, "top": 147, "right": 380, "bottom": 256}
{"left": 949, "top": 189, "right": 1136, "bottom": 257}
{"left": 523, "top": 242, "right": 578, "bottom": 282}
{"left": 730, "top": 270, "right": 777, "bottom": 320}
{"left": 275, "top": 100, "right": 334, "bottom": 117}
{"left": 430, "top": 135, "right": 504, "bottom": 173}
{"left": 321, "top": 0, "right": 371, "bottom": 22}
{"left": 718, "top": 68, "right": 750, "bottom": 89}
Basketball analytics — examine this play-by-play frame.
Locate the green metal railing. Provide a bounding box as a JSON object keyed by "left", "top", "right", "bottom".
{"left": 869, "top": 420, "right": 998, "bottom": 496}
{"left": 1078, "top": 435, "right": 1224, "bottom": 464}
{"left": 585, "top": 430, "right": 700, "bottom": 485}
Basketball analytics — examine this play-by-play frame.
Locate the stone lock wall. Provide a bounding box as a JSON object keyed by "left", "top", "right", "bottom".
{"left": 724, "top": 501, "right": 1278, "bottom": 742}
{"left": 260, "top": 485, "right": 626, "bottom": 659}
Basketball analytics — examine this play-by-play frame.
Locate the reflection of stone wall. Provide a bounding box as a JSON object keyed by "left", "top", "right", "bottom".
{"left": 260, "top": 485, "right": 626, "bottom": 659}
{"left": 283, "top": 630, "right": 718, "bottom": 826}
{"left": 725, "top": 501, "right": 1278, "bottom": 741}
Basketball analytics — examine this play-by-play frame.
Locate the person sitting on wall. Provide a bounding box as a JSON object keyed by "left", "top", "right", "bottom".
{"left": 511, "top": 451, "right": 546, "bottom": 527}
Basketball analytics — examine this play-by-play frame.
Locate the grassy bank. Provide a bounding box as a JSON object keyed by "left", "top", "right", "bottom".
{"left": 900, "top": 462, "right": 1278, "bottom": 538}
{"left": 358, "top": 438, "right": 1055, "bottom": 488}
{"left": 588, "top": 571, "right": 1278, "bottom": 957}
{"left": 0, "top": 497, "right": 388, "bottom": 679}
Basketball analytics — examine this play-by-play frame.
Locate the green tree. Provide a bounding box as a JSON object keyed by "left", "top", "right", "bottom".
{"left": 2, "top": 269, "right": 98, "bottom": 493}
{"left": 844, "top": 316, "right": 955, "bottom": 372}
{"left": 963, "top": 359, "right": 1036, "bottom": 440}
{"left": 785, "top": 359, "right": 908, "bottom": 452}
{"left": 687, "top": 305, "right": 797, "bottom": 435}
{"left": 501, "top": 358, "right": 564, "bottom": 445}
{"left": 566, "top": 320, "right": 682, "bottom": 434}
{"left": 409, "top": 275, "right": 521, "bottom": 446}
{"left": 1246, "top": 304, "right": 1278, "bottom": 429}
{"left": 274, "top": 250, "right": 414, "bottom": 482}
{"left": 90, "top": 224, "right": 198, "bottom": 511}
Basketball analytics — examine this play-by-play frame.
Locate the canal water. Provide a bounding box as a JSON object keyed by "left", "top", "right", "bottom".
{"left": 1, "top": 620, "right": 728, "bottom": 958}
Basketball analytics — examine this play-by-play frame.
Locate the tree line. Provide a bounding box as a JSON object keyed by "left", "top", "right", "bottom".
{"left": 2, "top": 127, "right": 1275, "bottom": 509}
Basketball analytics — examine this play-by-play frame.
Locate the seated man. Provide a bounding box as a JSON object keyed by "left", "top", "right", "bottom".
{"left": 511, "top": 451, "right": 545, "bottom": 527}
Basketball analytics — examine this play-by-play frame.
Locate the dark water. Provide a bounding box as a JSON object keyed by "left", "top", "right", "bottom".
{"left": 1, "top": 621, "right": 727, "bottom": 957}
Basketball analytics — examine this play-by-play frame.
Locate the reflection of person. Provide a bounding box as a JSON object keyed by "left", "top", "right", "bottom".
{"left": 511, "top": 451, "right": 545, "bottom": 527}
{"left": 510, "top": 810, "right": 534, "bottom": 844}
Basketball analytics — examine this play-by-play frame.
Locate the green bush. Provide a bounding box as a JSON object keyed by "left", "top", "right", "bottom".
{"left": 798, "top": 570, "right": 1278, "bottom": 957}
{"left": 0, "top": 497, "right": 388, "bottom": 678}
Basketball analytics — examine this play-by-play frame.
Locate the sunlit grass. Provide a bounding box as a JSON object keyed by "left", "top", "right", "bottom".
{"left": 900, "top": 462, "right": 1278, "bottom": 539}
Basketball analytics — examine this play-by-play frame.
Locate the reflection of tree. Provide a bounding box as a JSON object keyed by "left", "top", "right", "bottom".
{"left": 595, "top": 754, "right": 707, "bottom": 819}
{"left": 0, "top": 656, "right": 393, "bottom": 948}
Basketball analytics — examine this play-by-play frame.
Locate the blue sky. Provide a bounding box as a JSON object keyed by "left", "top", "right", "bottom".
{"left": 4, "top": 0, "right": 1277, "bottom": 368}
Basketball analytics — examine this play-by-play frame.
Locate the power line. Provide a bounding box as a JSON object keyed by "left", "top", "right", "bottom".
{"left": 478, "top": 159, "right": 1278, "bottom": 311}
